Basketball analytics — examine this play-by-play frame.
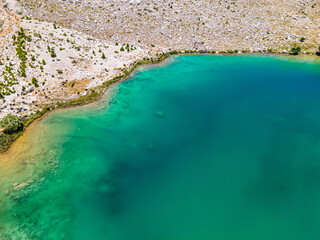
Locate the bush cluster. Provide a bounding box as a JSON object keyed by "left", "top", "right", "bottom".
{"left": 13, "top": 28, "right": 31, "bottom": 77}
{"left": 290, "top": 47, "right": 301, "bottom": 55}
{"left": 0, "top": 114, "right": 23, "bottom": 134}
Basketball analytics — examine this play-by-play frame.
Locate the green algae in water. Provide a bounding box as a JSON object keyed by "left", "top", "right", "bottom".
{"left": 1, "top": 55, "right": 320, "bottom": 239}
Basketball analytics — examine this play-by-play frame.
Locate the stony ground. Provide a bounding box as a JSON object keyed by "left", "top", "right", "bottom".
{"left": 0, "top": 0, "right": 320, "bottom": 119}
{"left": 9, "top": 0, "right": 320, "bottom": 52}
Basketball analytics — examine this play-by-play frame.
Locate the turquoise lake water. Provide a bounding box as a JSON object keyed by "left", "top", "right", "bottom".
{"left": 1, "top": 55, "right": 320, "bottom": 239}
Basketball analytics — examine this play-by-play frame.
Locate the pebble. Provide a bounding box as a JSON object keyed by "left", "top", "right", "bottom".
{"left": 13, "top": 182, "right": 30, "bottom": 191}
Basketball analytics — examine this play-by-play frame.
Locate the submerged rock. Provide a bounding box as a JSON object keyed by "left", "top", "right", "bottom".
{"left": 13, "top": 182, "right": 30, "bottom": 191}
{"left": 12, "top": 182, "right": 19, "bottom": 187}
{"left": 147, "top": 143, "right": 155, "bottom": 151}
{"left": 98, "top": 184, "right": 110, "bottom": 193}
{"left": 155, "top": 110, "right": 164, "bottom": 117}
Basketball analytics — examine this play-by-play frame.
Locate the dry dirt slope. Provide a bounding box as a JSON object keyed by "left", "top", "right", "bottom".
{"left": 4, "top": 0, "right": 320, "bottom": 53}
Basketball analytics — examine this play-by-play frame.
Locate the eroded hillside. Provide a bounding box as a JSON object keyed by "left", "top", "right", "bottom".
{"left": 5, "top": 0, "right": 320, "bottom": 52}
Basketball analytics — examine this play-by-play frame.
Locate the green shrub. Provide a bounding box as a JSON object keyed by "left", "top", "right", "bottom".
{"left": 316, "top": 46, "right": 320, "bottom": 56}
{"left": 0, "top": 114, "right": 23, "bottom": 134}
{"left": 290, "top": 47, "right": 301, "bottom": 55}
{"left": 50, "top": 48, "right": 57, "bottom": 58}
{"left": 168, "top": 50, "right": 178, "bottom": 55}
{"left": 32, "top": 77, "right": 39, "bottom": 87}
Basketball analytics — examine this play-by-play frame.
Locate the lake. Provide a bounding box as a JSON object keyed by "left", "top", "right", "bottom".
{"left": 1, "top": 55, "right": 320, "bottom": 240}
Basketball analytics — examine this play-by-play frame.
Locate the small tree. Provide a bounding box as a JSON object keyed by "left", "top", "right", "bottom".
{"left": 50, "top": 49, "right": 57, "bottom": 58}
{"left": 316, "top": 46, "right": 320, "bottom": 56}
{"left": 300, "top": 37, "right": 306, "bottom": 42}
{"left": 102, "top": 53, "right": 106, "bottom": 59}
{"left": 290, "top": 47, "right": 301, "bottom": 55}
{"left": 0, "top": 114, "right": 23, "bottom": 134}
{"left": 32, "top": 77, "right": 39, "bottom": 87}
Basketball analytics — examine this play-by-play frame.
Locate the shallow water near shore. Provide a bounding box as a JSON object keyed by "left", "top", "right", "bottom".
{"left": 1, "top": 55, "right": 320, "bottom": 239}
